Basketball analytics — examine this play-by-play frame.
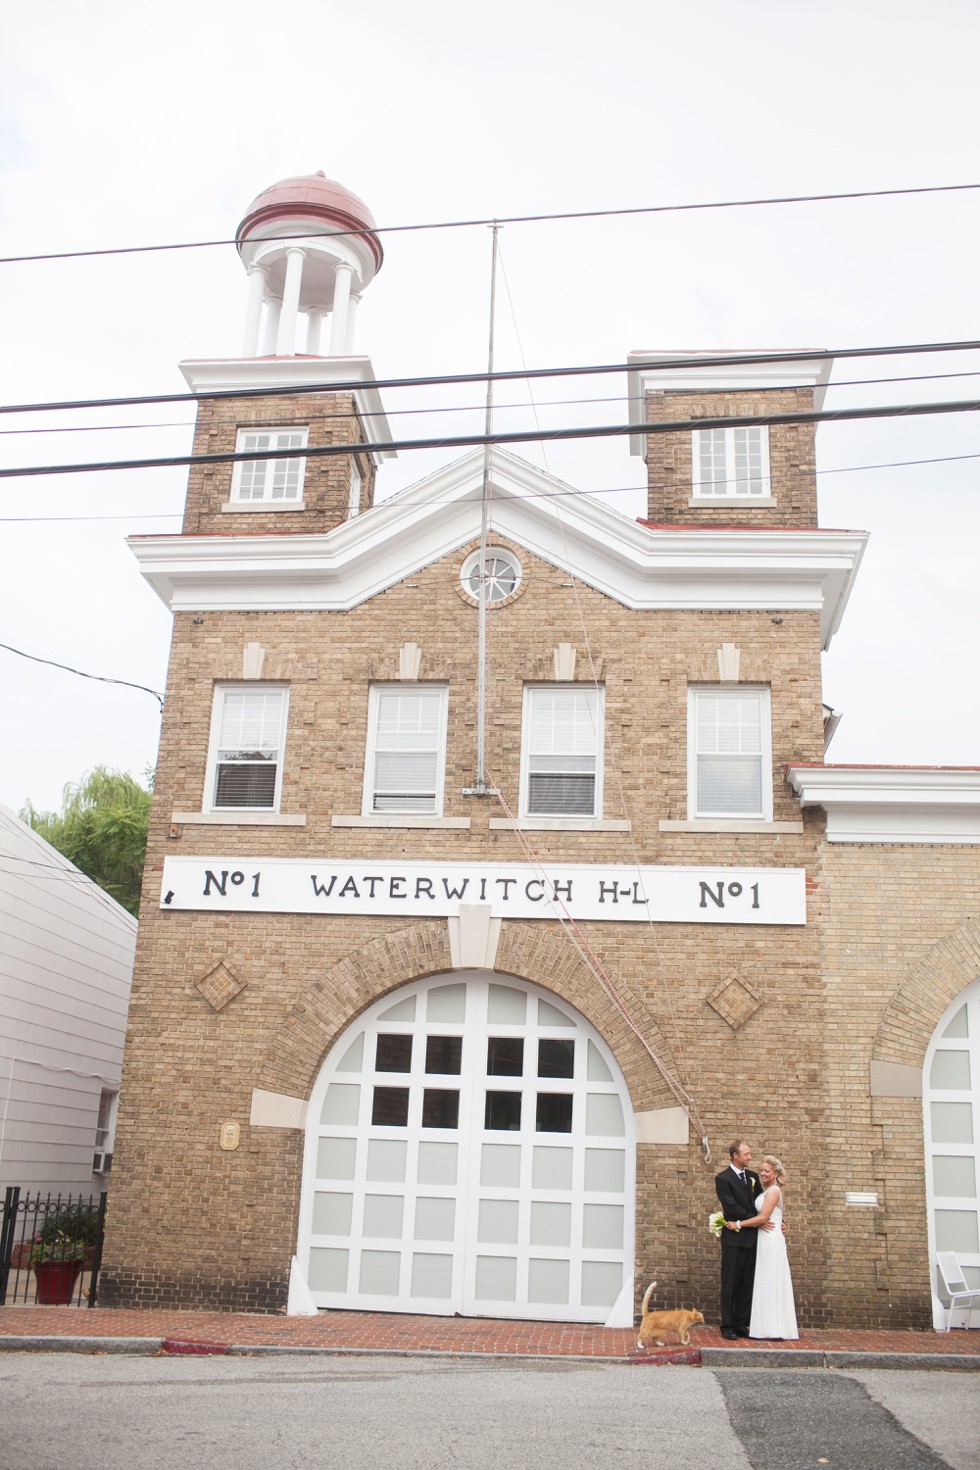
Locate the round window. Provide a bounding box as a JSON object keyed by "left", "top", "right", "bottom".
{"left": 461, "top": 549, "right": 522, "bottom": 604}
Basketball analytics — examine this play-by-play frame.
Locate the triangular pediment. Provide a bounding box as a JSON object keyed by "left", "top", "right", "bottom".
{"left": 129, "top": 448, "right": 867, "bottom": 647}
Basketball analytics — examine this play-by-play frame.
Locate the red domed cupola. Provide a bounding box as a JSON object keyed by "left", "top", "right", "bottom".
{"left": 234, "top": 171, "right": 383, "bottom": 357}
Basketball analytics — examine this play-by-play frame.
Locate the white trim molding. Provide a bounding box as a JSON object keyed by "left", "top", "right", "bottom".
{"left": 627, "top": 349, "right": 833, "bottom": 455}
{"left": 129, "top": 448, "right": 865, "bottom": 651}
{"left": 178, "top": 356, "right": 395, "bottom": 466}
{"left": 786, "top": 764, "right": 980, "bottom": 843}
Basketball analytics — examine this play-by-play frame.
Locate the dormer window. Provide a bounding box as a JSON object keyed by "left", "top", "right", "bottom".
{"left": 232, "top": 428, "right": 308, "bottom": 504}
{"left": 693, "top": 425, "right": 769, "bottom": 499}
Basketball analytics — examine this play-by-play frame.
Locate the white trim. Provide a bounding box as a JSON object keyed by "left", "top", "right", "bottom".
{"left": 688, "top": 686, "right": 772, "bottom": 822}
{"left": 179, "top": 357, "right": 395, "bottom": 466}
{"left": 172, "top": 811, "right": 307, "bottom": 826}
{"left": 128, "top": 448, "right": 866, "bottom": 651}
{"left": 203, "top": 683, "right": 289, "bottom": 815}
{"left": 659, "top": 819, "right": 802, "bottom": 833}
{"left": 332, "top": 815, "right": 470, "bottom": 830}
{"left": 222, "top": 501, "right": 306, "bottom": 514}
{"left": 786, "top": 765, "right": 980, "bottom": 844}
{"left": 488, "top": 818, "right": 630, "bottom": 833}
{"left": 347, "top": 459, "right": 362, "bottom": 520}
{"left": 627, "top": 350, "right": 833, "bottom": 454}
{"left": 689, "top": 496, "right": 777, "bottom": 509}
{"left": 362, "top": 684, "right": 449, "bottom": 818}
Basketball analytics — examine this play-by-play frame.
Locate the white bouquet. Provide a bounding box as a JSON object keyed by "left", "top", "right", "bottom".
{"left": 708, "top": 1210, "right": 727, "bottom": 1239}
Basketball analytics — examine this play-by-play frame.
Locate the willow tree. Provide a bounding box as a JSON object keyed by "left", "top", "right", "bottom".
{"left": 23, "top": 767, "right": 152, "bottom": 918}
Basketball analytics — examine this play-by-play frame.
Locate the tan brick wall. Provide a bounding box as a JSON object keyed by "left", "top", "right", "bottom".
{"left": 101, "top": 391, "right": 979, "bottom": 1329}
{"left": 182, "top": 391, "right": 374, "bottom": 538}
{"left": 644, "top": 387, "right": 818, "bottom": 526}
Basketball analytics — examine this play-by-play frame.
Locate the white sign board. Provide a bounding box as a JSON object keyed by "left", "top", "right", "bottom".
{"left": 159, "top": 858, "right": 806, "bottom": 925}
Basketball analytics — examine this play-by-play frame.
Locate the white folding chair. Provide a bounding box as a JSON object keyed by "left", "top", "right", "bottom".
{"left": 936, "top": 1251, "right": 980, "bottom": 1331}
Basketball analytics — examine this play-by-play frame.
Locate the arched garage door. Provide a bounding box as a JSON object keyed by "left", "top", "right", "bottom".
{"left": 297, "top": 970, "right": 635, "bottom": 1325}
{"left": 925, "top": 978, "right": 980, "bottom": 1328}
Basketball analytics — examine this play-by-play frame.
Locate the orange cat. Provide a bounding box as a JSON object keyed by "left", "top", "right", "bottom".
{"left": 636, "top": 1280, "right": 705, "bottom": 1350}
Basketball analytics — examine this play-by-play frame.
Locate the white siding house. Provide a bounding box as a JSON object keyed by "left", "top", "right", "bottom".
{"left": 0, "top": 804, "right": 136, "bottom": 1196}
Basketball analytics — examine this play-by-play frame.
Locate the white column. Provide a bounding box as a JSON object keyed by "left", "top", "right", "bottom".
{"left": 262, "top": 296, "right": 282, "bottom": 356}
{"left": 329, "top": 262, "right": 355, "bottom": 354}
{"left": 242, "top": 264, "right": 268, "bottom": 356}
{"left": 305, "top": 305, "right": 325, "bottom": 356}
{"left": 344, "top": 293, "right": 361, "bottom": 355}
{"left": 276, "top": 246, "right": 306, "bottom": 356}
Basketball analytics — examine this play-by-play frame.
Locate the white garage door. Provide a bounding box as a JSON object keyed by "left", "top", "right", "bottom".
{"left": 298, "top": 970, "right": 635, "bottom": 1324}
{"left": 925, "top": 979, "right": 980, "bottom": 1328}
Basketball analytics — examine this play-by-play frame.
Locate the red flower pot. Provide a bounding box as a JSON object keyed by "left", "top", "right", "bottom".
{"left": 33, "top": 1259, "right": 83, "bottom": 1305}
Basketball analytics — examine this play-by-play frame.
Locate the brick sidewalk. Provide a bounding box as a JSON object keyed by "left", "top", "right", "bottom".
{"left": 1, "top": 1305, "right": 978, "bottom": 1363}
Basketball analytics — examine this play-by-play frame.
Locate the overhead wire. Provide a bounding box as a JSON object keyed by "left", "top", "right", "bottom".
{"left": 5, "top": 366, "right": 980, "bottom": 445}
{"left": 5, "top": 394, "right": 980, "bottom": 481}
{"left": 3, "top": 449, "right": 980, "bottom": 525}
{"left": 2, "top": 179, "right": 979, "bottom": 267}
{"left": 6, "top": 337, "right": 980, "bottom": 419}
{"left": 0, "top": 641, "right": 164, "bottom": 709}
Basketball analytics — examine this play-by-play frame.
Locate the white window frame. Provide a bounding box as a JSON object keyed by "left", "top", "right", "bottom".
{"left": 692, "top": 425, "right": 770, "bottom": 499}
{"left": 93, "top": 1088, "right": 118, "bottom": 1175}
{"left": 204, "top": 684, "right": 289, "bottom": 814}
{"left": 231, "top": 427, "right": 308, "bottom": 504}
{"left": 687, "top": 686, "right": 772, "bottom": 820}
{"left": 363, "top": 685, "right": 449, "bottom": 817}
{"left": 347, "top": 459, "right": 362, "bottom": 519}
{"left": 520, "top": 685, "right": 604, "bottom": 820}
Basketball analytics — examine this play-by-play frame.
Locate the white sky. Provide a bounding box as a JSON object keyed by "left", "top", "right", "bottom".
{"left": 2, "top": 0, "right": 979, "bottom": 814}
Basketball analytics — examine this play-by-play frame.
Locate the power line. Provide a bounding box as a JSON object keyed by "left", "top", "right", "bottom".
{"left": 0, "top": 641, "right": 163, "bottom": 709}
{"left": 4, "top": 396, "right": 980, "bottom": 482}
{"left": 4, "top": 367, "right": 980, "bottom": 448}
{"left": 3, "top": 181, "right": 979, "bottom": 267}
{"left": 5, "top": 338, "right": 980, "bottom": 419}
{"left": 3, "top": 448, "right": 980, "bottom": 525}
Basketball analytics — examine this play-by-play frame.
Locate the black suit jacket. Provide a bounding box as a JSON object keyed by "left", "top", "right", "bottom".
{"left": 715, "top": 1166, "right": 761, "bottom": 1251}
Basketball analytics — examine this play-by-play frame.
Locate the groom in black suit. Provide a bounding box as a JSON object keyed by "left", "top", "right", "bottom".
{"left": 715, "top": 1138, "right": 762, "bottom": 1339}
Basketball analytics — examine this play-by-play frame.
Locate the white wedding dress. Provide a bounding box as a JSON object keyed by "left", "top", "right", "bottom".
{"left": 748, "top": 1188, "right": 799, "bottom": 1340}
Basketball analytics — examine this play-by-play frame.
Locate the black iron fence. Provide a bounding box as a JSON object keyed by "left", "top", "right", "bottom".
{"left": 0, "top": 1187, "right": 107, "bottom": 1308}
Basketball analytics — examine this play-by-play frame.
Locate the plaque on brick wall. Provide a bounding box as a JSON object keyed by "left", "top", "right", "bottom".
{"left": 161, "top": 858, "right": 807, "bottom": 926}
{"left": 707, "top": 973, "right": 761, "bottom": 1030}
{"left": 195, "top": 959, "right": 247, "bottom": 1012}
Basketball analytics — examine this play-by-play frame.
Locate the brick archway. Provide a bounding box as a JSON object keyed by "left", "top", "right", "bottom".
{"left": 256, "top": 918, "right": 684, "bottom": 1115}
{"left": 872, "top": 917, "right": 980, "bottom": 1068}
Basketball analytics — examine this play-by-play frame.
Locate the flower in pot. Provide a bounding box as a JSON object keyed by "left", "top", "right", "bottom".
{"left": 31, "top": 1230, "right": 88, "bottom": 1305}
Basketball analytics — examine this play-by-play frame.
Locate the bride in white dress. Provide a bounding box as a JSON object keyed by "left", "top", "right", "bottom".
{"left": 740, "top": 1154, "right": 799, "bottom": 1340}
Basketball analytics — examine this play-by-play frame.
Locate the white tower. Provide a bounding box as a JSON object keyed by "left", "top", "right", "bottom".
{"left": 235, "top": 171, "right": 384, "bottom": 358}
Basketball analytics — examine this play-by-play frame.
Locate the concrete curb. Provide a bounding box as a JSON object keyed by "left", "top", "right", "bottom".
{"left": 0, "top": 1336, "right": 164, "bottom": 1355}
{"left": 0, "top": 1335, "right": 976, "bottom": 1370}
{"left": 701, "top": 1346, "right": 980, "bottom": 1371}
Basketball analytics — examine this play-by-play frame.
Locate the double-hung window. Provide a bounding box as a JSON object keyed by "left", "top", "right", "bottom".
{"left": 521, "top": 686, "right": 603, "bottom": 818}
{"left": 364, "top": 686, "right": 448, "bottom": 816}
{"left": 693, "top": 425, "right": 769, "bottom": 498}
{"left": 232, "top": 428, "right": 308, "bottom": 504}
{"left": 688, "top": 687, "right": 771, "bottom": 820}
{"left": 206, "top": 685, "right": 289, "bottom": 812}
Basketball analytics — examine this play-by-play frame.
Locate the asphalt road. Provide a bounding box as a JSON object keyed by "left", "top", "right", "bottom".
{"left": 0, "top": 1354, "right": 977, "bottom": 1470}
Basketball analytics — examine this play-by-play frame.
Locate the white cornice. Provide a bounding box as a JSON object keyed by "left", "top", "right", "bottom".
{"left": 178, "top": 356, "right": 395, "bottom": 465}
{"left": 786, "top": 764, "right": 980, "bottom": 844}
{"left": 626, "top": 350, "right": 833, "bottom": 456}
{"left": 129, "top": 448, "right": 865, "bottom": 647}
